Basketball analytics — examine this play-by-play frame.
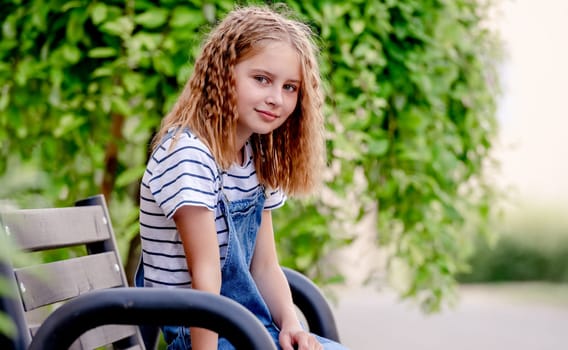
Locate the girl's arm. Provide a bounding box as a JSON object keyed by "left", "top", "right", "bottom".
{"left": 251, "top": 210, "right": 322, "bottom": 350}
{"left": 173, "top": 205, "right": 221, "bottom": 350}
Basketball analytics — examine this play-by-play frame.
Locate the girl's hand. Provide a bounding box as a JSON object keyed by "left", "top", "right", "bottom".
{"left": 279, "top": 328, "right": 323, "bottom": 350}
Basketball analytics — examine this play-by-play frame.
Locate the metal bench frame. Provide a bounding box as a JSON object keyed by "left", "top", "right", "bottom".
{"left": 0, "top": 194, "right": 338, "bottom": 349}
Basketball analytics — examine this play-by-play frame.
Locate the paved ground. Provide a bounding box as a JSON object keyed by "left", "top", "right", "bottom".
{"left": 331, "top": 283, "right": 568, "bottom": 350}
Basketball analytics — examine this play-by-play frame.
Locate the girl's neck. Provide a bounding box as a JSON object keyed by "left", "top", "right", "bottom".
{"left": 235, "top": 129, "right": 251, "bottom": 166}
{"left": 237, "top": 146, "right": 244, "bottom": 166}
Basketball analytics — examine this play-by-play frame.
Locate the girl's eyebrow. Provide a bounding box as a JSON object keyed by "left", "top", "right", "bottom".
{"left": 250, "top": 68, "right": 301, "bottom": 84}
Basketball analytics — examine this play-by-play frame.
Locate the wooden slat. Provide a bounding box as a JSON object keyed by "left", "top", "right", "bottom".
{"left": 0, "top": 206, "right": 111, "bottom": 251}
{"left": 70, "top": 325, "right": 140, "bottom": 350}
{"left": 30, "top": 324, "right": 140, "bottom": 350}
{"left": 28, "top": 312, "right": 142, "bottom": 350}
{"left": 15, "top": 252, "right": 124, "bottom": 311}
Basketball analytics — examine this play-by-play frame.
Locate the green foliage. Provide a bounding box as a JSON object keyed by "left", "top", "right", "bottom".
{"left": 459, "top": 208, "right": 568, "bottom": 283}
{"left": 461, "top": 235, "right": 568, "bottom": 283}
{"left": 0, "top": 226, "right": 18, "bottom": 340}
{"left": 0, "top": 0, "right": 501, "bottom": 312}
{"left": 276, "top": 0, "right": 502, "bottom": 311}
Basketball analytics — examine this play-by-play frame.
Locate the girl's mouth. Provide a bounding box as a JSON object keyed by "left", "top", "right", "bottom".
{"left": 255, "top": 109, "right": 278, "bottom": 120}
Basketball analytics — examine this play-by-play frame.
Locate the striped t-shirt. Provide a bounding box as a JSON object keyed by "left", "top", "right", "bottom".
{"left": 139, "top": 129, "right": 286, "bottom": 288}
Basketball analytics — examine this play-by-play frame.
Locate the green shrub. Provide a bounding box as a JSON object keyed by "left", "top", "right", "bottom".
{"left": 0, "top": 0, "right": 501, "bottom": 311}
{"left": 460, "top": 207, "right": 568, "bottom": 283}
{"left": 0, "top": 228, "right": 18, "bottom": 341}
{"left": 460, "top": 235, "right": 568, "bottom": 283}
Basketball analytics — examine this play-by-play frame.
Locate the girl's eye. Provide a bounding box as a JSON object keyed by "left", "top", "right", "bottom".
{"left": 254, "top": 75, "right": 269, "bottom": 84}
{"left": 284, "top": 84, "right": 298, "bottom": 92}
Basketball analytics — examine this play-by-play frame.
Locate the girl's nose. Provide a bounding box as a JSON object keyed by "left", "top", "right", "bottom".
{"left": 266, "top": 88, "right": 283, "bottom": 106}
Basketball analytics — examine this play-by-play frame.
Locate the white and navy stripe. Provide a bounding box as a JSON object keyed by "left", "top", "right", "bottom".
{"left": 139, "top": 129, "right": 285, "bottom": 288}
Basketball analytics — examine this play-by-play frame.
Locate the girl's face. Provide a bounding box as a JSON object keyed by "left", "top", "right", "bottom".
{"left": 234, "top": 41, "right": 301, "bottom": 147}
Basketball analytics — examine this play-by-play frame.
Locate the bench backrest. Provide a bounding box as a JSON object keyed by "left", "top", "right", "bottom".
{"left": 0, "top": 194, "right": 144, "bottom": 350}
{"left": 0, "top": 194, "right": 340, "bottom": 350}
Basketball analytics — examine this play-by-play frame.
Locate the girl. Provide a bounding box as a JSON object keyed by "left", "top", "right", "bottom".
{"left": 138, "top": 5, "right": 348, "bottom": 350}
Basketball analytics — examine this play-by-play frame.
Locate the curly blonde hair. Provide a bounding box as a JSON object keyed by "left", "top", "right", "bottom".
{"left": 153, "top": 5, "right": 324, "bottom": 197}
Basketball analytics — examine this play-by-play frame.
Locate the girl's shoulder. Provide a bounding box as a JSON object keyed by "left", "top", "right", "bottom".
{"left": 152, "top": 128, "right": 215, "bottom": 164}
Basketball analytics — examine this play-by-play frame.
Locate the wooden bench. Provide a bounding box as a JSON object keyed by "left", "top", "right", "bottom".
{"left": 0, "top": 194, "right": 339, "bottom": 349}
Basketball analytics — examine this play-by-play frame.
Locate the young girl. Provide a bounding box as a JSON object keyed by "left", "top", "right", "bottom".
{"left": 138, "top": 5, "right": 348, "bottom": 350}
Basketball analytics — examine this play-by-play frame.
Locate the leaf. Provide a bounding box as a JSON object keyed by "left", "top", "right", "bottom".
{"left": 349, "top": 19, "right": 365, "bottom": 35}
{"left": 66, "top": 8, "right": 87, "bottom": 43}
{"left": 131, "top": 32, "right": 162, "bottom": 51}
{"left": 152, "top": 54, "right": 175, "bottom": 76}
{"left": 2, "top": 14, "right": 17, "bottom": 39}
{"left": 170, "top": 7, "right": 203, "bottom": 28}
{"left": 0, "top": 84, "right": 11, "bottom": 110}
{"left": 115, "top": 165, "right": 145, "bottom": 187}
{"left": 88, "top": 47, "right": 118, "bottom": 58}
{"left": 91, "top": 3, "right": 108, "bottom": 25}
{"left": 111, "top": 96, "right": 131, "bottom": 116}
{"left": 134, "top": 9, "right": 169, "bottom": 29}
{"left": 101, "top": 17, "right": 134, "bottom": 37}
{"left": 92, "top": 66, "right": 113, "bottom": 77}
{"left": 53, "top": 114, "right": 85, "bottom": 138}
{"left": 122, "top": 72, "right": 143, "bottom": 94}
{"left": 367, "top": 138, "right": 389, "bottom": 156}
{"left": 203, "top": 3, "right": 216, "bottom": 24}
{"left": 0, "top": 311, "right": 16, "bottom": 339}
{"left": 62, "top": 1, "right": 83, "bottom": 12}
{"left": 62, "top": 44, "right": 81, "bottom": 64}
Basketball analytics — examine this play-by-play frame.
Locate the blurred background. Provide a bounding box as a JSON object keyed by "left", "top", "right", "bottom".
{"left": 1, "top": 0, "right": 568, "bottom": 349}
{"left": 333, "top": 0, "right": 568, "bottom": 349}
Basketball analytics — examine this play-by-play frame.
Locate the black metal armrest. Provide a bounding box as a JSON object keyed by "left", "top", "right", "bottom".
{"left": 283, "top": 267, "right": 340, "bottom": 342}
{"left": 28, "top": 288, "right": 277, "bottom": 350}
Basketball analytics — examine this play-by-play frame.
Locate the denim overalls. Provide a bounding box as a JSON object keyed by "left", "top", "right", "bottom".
{"left": 137, "top": 174, "right": 348, "bottom": 349}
